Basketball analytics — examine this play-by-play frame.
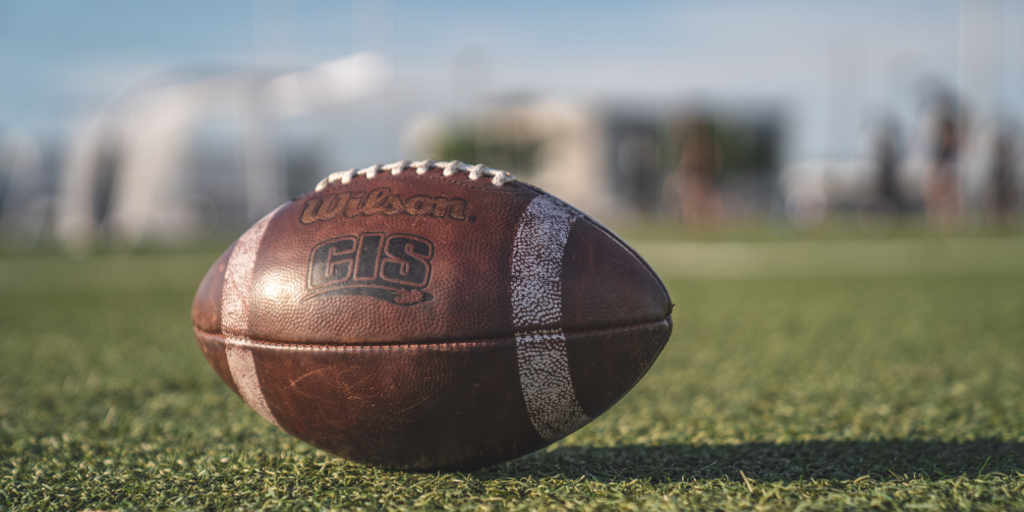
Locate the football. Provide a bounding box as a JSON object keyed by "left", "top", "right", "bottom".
{"left": 191, "top": 160, "right": 673, "bottom": 471}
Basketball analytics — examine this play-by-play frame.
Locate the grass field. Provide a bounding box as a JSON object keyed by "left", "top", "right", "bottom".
{"left": 2, "top": 233, "right": 1024, "bottom": 510}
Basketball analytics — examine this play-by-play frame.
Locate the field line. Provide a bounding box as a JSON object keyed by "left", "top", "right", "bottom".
{"left": 631, "top": 238, "right": 1024, "bottom": 279}
{"left": 0, "top": 253, "right": 220, "bottom": 293}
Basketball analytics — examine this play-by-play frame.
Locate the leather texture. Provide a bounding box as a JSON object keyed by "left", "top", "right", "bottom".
{"left": 193, "top": 318, "right": 670, "bottom": 470}
{"left": 191, "top": 166, "right": 673, "bottom": 470}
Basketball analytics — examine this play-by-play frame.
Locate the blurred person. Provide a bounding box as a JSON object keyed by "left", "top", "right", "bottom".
{"left": 617, "top": 129, "right": 661, "bottom": 216}
{"left": 857, "top": 118, "right": 905, "bottom": 230}
{"left": 990, "top": 129, "right": 1017, "bottom": 224}
{"left": 874, "top": 119, "right": 905, "bottom": 214}
{"left": 926, "top": 103, "right": 961, "bottom": 225}
{"left": 671, "top": 118, "right": 721, "bottom": 227}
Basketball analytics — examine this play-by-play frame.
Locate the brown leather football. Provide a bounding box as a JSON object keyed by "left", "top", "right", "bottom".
{"left": 191, "top": 160, "right": 672, "bottom": 471}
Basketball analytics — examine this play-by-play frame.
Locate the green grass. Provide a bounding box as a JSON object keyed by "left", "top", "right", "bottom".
{"left": 2, "top": 238, "right": 1024, "bottom": 510}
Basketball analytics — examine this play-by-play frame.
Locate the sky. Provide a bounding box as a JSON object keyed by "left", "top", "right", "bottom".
{"left": 0, "top": 0, "right": 1022, "bottom": 162}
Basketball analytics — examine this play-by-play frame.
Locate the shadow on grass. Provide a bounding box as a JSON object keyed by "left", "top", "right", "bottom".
{"left": 481, "top": 440, "right": 1022, "bottom": 483}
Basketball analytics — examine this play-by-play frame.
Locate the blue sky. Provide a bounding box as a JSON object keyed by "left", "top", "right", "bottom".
{"left": 0, "top": 0, "right": 1021, "bottom": 160}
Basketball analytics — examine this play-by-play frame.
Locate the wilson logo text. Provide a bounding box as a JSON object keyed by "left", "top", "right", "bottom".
{"left": 301, "top": 188, "right": 471, "bottom": 224}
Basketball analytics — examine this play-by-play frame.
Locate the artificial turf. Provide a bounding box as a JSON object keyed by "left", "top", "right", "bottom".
{"left": 2, "top": 237, "right": 1024, "bottom": 510}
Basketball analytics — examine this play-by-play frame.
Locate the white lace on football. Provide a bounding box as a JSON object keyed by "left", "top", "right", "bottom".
{"left": 314, "top": 160, "right": 516, "bottom": 192}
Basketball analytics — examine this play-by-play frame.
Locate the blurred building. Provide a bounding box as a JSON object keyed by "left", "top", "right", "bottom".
{"left": 0, "top": 131, "right": 61, "bottom": 248}
{"left": 53, "top": 53, "right": 390, "bottom": 250}
{"left": 781, "top": 88, "right": 1024, "bottom": 227}
{"left": 406, "top": 98, "right": 785, "bottom": 224}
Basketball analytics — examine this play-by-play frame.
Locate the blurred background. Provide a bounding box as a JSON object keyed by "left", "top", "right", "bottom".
{"left": 7, "top": 4, "right": 1024, "bottom": 507}
{"left": 1, "top": 0, "right": 1023, "bottom": 250}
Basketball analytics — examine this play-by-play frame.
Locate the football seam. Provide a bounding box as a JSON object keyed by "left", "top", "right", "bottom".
{"left": 193, "top": 316, "right": 671, "bottom": 350}
{"left": 309, "top": 169, "right": 534, "bottom": 196}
